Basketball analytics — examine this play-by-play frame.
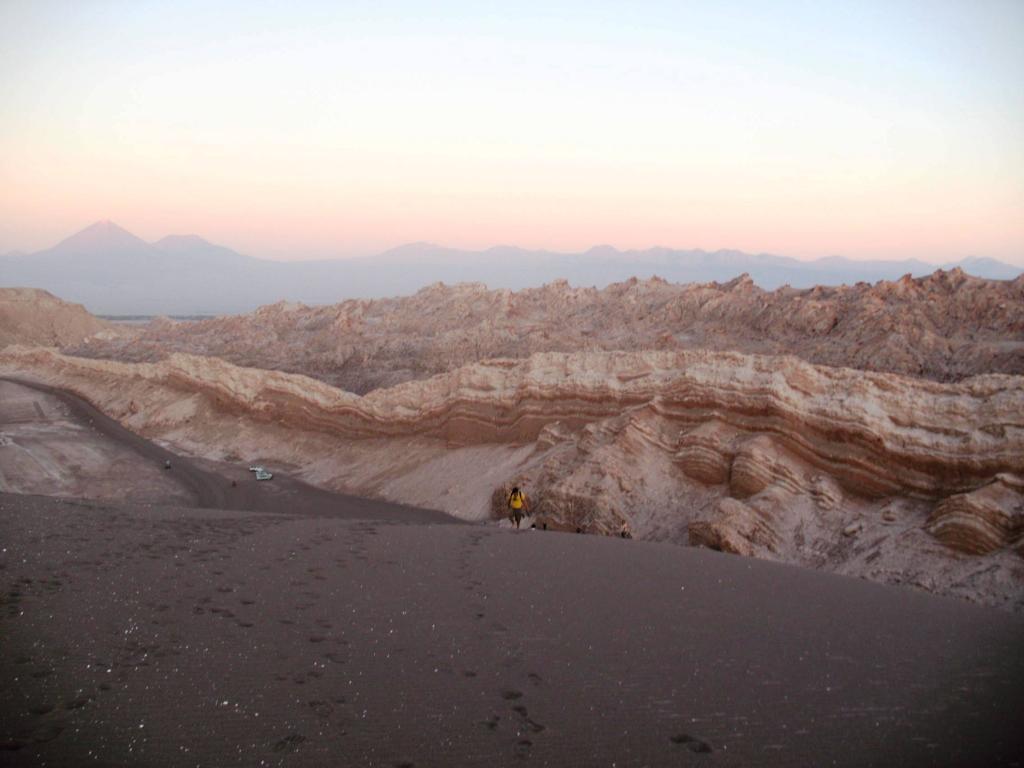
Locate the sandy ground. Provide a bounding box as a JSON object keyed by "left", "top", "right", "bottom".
{"left": 1, "top": 378, "right": 1023, "bottom": 766}
{"left": 0, "top": 377, "right": 450, "bottom": 524}
{"left": 2, "top": 494, "right": 1023, "bottom": 767}
{"left": 0, "top": 379, "right": 188, "bottom": 504}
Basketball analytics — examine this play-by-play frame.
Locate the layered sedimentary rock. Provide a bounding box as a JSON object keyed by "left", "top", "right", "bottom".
{"left": 3, "top": 342, "right": 1023, "bottom": 609}
{"left": 68, "top": 269, "right": 1024, "bottom": 392}
{"left": 729, "top": 437, "right": 810, "bottom": 499}
{"left": 926, "top": 476, "right": 1024, "bottom": 555}
{"left": 675, "top": 421, "right": 736, "bottom": 486}
{"left": 5, "top": 345, "right": 1023, "bottom": 501}
{"left": 688, "top": 498, "right": 782, "bottom": 557}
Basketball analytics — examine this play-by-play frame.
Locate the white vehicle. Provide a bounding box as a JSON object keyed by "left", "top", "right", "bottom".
{"left": 248, "top": 465, "right": 273, "bottom": 480}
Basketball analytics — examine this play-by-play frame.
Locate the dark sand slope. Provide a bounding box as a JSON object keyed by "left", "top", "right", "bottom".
{"left": 0, "top": 376, "right": 450, "bottom": 524}
{"left": 2, "top": 494, "right": 1023, "bottom": 767}
{"left": 0, "top": 379, "right": 189, "bottom": 504}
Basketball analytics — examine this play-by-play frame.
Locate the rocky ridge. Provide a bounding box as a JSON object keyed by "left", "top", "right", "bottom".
{"left": 0, "top": 288, "right": 120, "bottom": 348}
{"left": 68, "top": 269, "right": 1024, "bottom": 393}
{"left": 3, "top": 344, "right": 1022, "bottom": 609}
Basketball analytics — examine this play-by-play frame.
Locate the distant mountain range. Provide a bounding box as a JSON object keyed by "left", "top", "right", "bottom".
{"left": 1, "top": 220, "right": 1021, "bottom": 315}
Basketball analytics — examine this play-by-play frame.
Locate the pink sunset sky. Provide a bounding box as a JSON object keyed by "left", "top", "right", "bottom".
{"left": 1, "top": 1, "right": 1022, "bottom": 264}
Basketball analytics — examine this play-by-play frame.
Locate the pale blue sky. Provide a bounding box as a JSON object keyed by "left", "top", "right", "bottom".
{"left": 1, "top": 0, "right": 1021, "bottom": 262}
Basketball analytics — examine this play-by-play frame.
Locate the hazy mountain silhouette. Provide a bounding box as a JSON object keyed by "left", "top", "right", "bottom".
{"left": 1, "top": 221, "right": 1020, "bottom": 315}
{"left": 1, "top": 222, "right": 276, "bottom": 314}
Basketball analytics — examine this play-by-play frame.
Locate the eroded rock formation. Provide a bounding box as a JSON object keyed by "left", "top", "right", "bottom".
{"left": 0, "top": 288, "right": 120, "bottom": 348}
{"left": 688, "top": 498, "right": 782, "bottom": 557}
{"left": 926, "top": 476, "right": 1024, "bottom": 555}
{"left": 3, "top": 343, "right": 1023, "bottom": 612}
{"left": 4, "top": 269, "right": 1024, "bottom": 610}
{"left": 5, "top": 345, "right": 1022, "bottom": 499}
{"left": 67, "top": 269, "right": 1024, "bottom": 392}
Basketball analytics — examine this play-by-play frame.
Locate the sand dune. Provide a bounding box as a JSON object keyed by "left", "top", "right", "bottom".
{"left": 3, "top": 492, "right": 1023, "bottom": 766}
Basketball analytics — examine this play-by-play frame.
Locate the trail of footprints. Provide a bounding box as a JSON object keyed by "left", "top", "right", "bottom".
{"left": 470, "top": 675, "right": 548, "bottom": 760}
{"left": 5, "top": 518, "right": 713, "bottom": 763}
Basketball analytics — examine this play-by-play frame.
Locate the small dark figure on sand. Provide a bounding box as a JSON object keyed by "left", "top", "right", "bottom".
{"left": 620, "top": 521, "right": 632, "bottom": 539}
{"left": 508, "top": 486, "right": 529, "bottom": 529}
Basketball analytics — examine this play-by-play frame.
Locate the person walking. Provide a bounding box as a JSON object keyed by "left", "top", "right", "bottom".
{"left": 507, "top": 486, "right": 529, "bottom": 530}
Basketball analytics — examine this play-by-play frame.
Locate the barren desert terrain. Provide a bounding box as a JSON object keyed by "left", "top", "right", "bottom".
{"left": 5, "top": 7, "right": 1024, "bottom": 765}
{"left": 3, "top": 272, "right": 1023, "bottom": 610}
{"left": 2, "top": 275, "right": 1024, "bottom": 764}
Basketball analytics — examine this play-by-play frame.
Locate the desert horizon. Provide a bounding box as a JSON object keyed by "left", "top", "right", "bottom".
{"left": 6, "top": 217, "right": 1024, "bottom": 269}
{"left": 4, "top": 218, "right": 1022, "bottom": 316}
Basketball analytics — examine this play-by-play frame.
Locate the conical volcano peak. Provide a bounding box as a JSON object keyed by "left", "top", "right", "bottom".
{"left": 83, "top": 219, "right": 128, "bottom": 234}
{"left": 48, "top": 220, "right": 152, "bottom": 255}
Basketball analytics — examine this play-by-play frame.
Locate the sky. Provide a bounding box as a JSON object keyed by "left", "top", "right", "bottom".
{"left": 0, "top": 0, "right": 1022, "bottom": 263}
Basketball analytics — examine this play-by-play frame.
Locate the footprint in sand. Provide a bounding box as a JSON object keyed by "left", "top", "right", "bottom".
{"left": 501, "top": 690, "right": 523, "bottom": 701}
{"left": 19, "top": 721, "right": 64, "bottom": 745}
{"left": 272, "top": 733, "right": 306, "bottom": 752}
{"left": 65, "top": 695, "right": 93, "bottom": 710}
{"left": 514, "top": 738, "right": 532, "bottom": 759}
{"left": 308, "top": 700, "right": 333, "bottom": 718}
{"left": 670, "top": 733, "right": 713, "bottom": 754}
{"left": 511, "top": 705, "right": 546, "bottom": 734}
